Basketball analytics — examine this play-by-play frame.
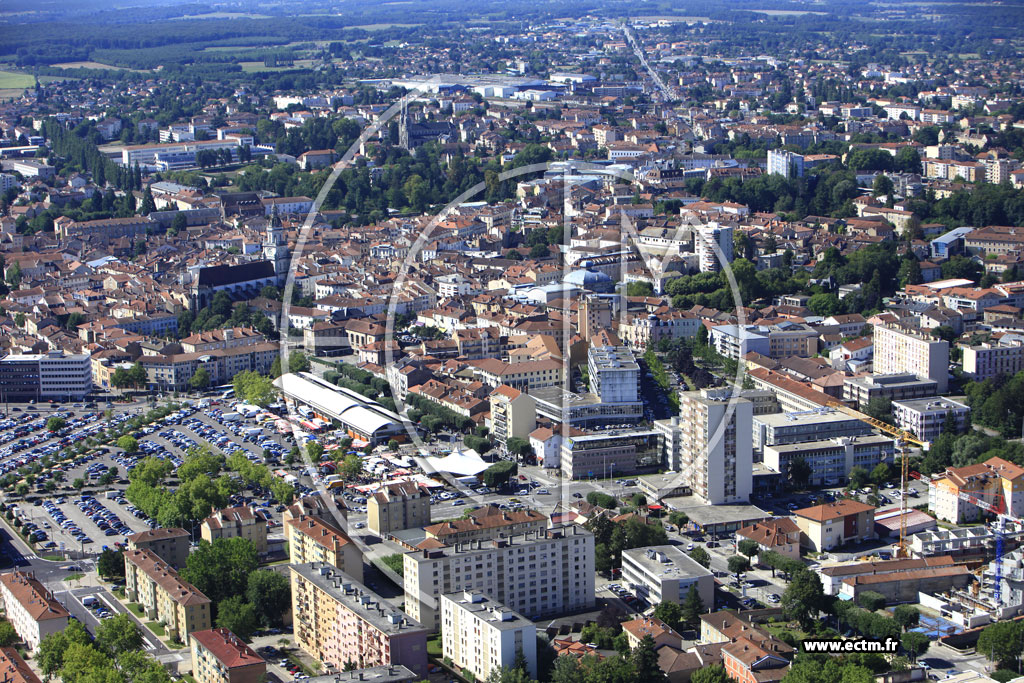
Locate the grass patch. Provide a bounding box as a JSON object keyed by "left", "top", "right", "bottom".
{"left": 182, "top": 675, "right": 197, "bottom": 683}
{"left": 126, "top": 603, "right": 145, "bottom": 618}
{"left": 113, "top": 587, "right": 125, "bottom": 599}
{"left": 164, "top": 637, "right": 186, "bottom": 650}
{"left": 63, "top": 573, "right": 84, "bottom": 582}
{"left": 763, "top": 622, "right": 810, "bottom": 641}
{"left": 146, "top": 621, "right": 166, "bottom": 636}
{"left": 0, "top": 71, "right": 35, "bottom": 89}
{"left": 41, "top": 554, "right": 64, "bottom": 561}
{"left": 427, "top": 635, "right": 442, "bottom": 658}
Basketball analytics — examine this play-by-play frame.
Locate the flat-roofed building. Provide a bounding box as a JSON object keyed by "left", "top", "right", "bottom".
{"left": 124, "top": 548, "right": 212, "bottom": 641}
{"left": 287, "top": 515, "right": 363, "bottom": 583}
{"left": 367, "top": 483, "right": 431, "bottom": 537}
{"left": 126, "top": 527, "right": 191, "bottom": 568}
{"left": 290, "top": 563, "right": 428, "bottom": 677}
{"left": 873, "top": 324, "right": 949, "bottom": 393}
{"left": 0, "top": 572, "right": 69, "bottom": 652}
{"left": 752, "top": 409, "right": 872, "bottom": 454}
{"left": 962, "top": 341, "right": 1024, "bottom": 381}
{"left": 842, "top": 372, "right": 938, "bottom": 408}
{"left": 201, "top": 506, "right": 268, "bottom": 554}
{"left": 560, "top": 428, "right": 662, "bottom": 481}
{"left": 621, "top": 545, "right": 714, "bottom": 608}
{"left": 404, "top": 525, "right": 594, "bottom": 631}
{"left": 677, "top": 389, "right": 753, "bottom": 504}
{"left": 441, "top": 592, "right": 537, "bottom": 681}
{"left": 892, "top": 397, "right": 970, "bottom": 443}
{"left": 190, "top": 628, "right": 266, "bottom": 683}
{"left": 763, "top": 435, "right": 895, "bottom": 488}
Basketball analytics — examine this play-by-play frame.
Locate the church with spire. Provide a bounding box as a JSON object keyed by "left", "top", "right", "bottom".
{"left": 263, "top": 205, "right": 290, "bottom": 285}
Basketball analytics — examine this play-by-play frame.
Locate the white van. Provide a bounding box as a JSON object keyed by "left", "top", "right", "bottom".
{"left": 82, "top": 596, "right": 98, "bottom": 607}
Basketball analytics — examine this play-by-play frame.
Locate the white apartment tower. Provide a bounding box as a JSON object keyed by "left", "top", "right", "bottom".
{"left": 677, "top": 388, "right": 753, "bottom": 504}
{"left": 695, "top": 224, "right": 733, "bottom": 273}
{"left": 873, "top": 324, "right": 949, "bottom": 393}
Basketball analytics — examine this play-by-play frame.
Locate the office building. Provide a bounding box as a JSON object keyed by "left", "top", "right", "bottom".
{"left": 124, "top": 548, "right": 212, "bottom": 641}
{"left": 892, "top": 397, "right": 970, "bottom": 443}
{"left": 677, "top": 389, "right": 753, "bottom": 504}
{"left": 588, "top": 344, "right": 640, "bottom": 404}
{"left": 441, "top": 592, "right": 537, "bottom": 681}
{"left": 126, "top": 527, "right": 191, "bottom": 568}
{"left": 403, "top": 525, "right": 594, "bottom": 630}
{"left": 367, "top": 483, "right": 431, "bottom": 537}
{"left": 201, "top": 506, "right": 268, "bottom": 554}
{"left": 620, "top": 545, "right": 714, "bottom": 608}
{"left": 559, "top": 429, "right": 662, "bottom": 480}
{"left": 792, "top": 500, "right": 876, "bottom": 552}
{"left": 0, "top": 350, "right": 91, "bottom": 401}
{"left": 842, "top": 372, "right": 939, "bottom": 408}
{"left": 286, "top": 515, "right": 364, "bottom": 583}
{"left": 190, "top": 629, "right": 266, "bottom": 683}
{"left": 873, "top": 324, "right": 949, "bottom": 393}
{"left": 961, "top": 341, "right": 1024, "bottom": 381}
{"left": 0, "top": 571, "right": 69, "bottom": 652}
{"left": 695, "top": 224, "right": 733, "bottom": 273}
{"left": 290, "top": 563, "right": 428, "bottom": 677}
{"left": 763, "top": 435, "right": 894, "bottom": 487}
{"left": 766, "top": 149, "right": 805, "bottom": 178}
{"left": 752, "top": 409, "right": 872, "bottom": 454}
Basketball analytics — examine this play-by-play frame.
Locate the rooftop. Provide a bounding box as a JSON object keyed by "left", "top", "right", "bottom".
{"left": 441, "top": 591, "right": 534, "bottom": 631}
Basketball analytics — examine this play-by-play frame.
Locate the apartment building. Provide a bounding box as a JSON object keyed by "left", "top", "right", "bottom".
{"left": 961, "top": 341, "right": 1024, "bottom": 381}
{"left": 892, "top": 397, "right": 970, "bottom": 443}
{"left": 763, "top": 435, "right": 895, "bottom": 488}
{"left": 287, "top": 515, "right": 364, "bottom": 583}
{"left": 766, "top": 149, "right": 804, "bottom": 178}
{"left": 0, "top": 571, "right": 69, "bottom": 652}
{"left": 367, "top": 483, "right": 431, "bottom": 537}
{"left": 290, "top": 563, "right": 428, "bottom": 677}
{"left": 588, "top": 344, "right": 640, "bottom": 404}
{"left": 696, "top": 224, "right": 733, "bottom": 273}
{"left": 0, "top": 647, "right": 42, "bottom": 683}
{"left": 124, "top": 548, "right": 213, "bottom": 642}
{"left": 54, "top": 215, "right": 153, "bottom": 241}
{"left": 735, "top": 519, "right": 802, "bottom": 560}
{"left": 928, "top": 456, "right": 1024, "bottom": 523}
{"left": 139, "top": 343, "right": 278, "bottom": 392}
{"left": 559, "top": 429, "right": 662, "bottom": 480}
{"left": 472, "top": 358, "right": 564, "bottom": 392}
{"left": 873, "top": 323, "right": 949, "bottom": 393}
{"left": 792, "top": 500, "right": 876, "bottom": 552}
{"left": 126, "top": 527, "right": 191, "bottom": 568}
{"left": 709, "top": 323, "right": 817, "bottom": 361}
{"left": 441, "top": 592, "right": 538, "bottom": 681}
{"left": 190, "top": 629, "right": 266, "bottom": 683}
{"left": 200, "top": 506, "right": 268, "bottom": 554}
{"left": 488, "top": 385, "right": 537, "bottom": 450}
{"left": 423, "top": 504, "right": 547, "bottom": 546}
{"left": 677, "top": 389, "right": 753, "bottom": 504}
{"left": 620, "top": 545, "right": 714, "bottom": 607}
{"left": 180, "top": 327, "right": 267, "bottom": 353}
{"left": 403, "top": 525, "right": 595, "bottom": 630}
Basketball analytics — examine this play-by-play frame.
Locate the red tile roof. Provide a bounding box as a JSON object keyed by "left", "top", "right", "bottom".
{"left": 191, "top": 628, "right": 265, "bottom": 669}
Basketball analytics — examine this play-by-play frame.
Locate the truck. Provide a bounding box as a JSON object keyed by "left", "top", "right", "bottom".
{"left": 221, "top": 412, "right": 241, "bottom": 423}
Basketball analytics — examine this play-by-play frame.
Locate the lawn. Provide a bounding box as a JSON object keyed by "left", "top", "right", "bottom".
{"left": 126, "top": 603, "right": 145, "bottom": 618}
{"left": 63, "top": 573, "right": 84, "bottom": 582}
{"left": 239, "top": 60, "right": 315, "bottom": 73}
{"left": 164, "top": 637, "right": 186, "bottom": 650}
{"left": 0, "top": 71, "right": 34, "bottom": 89}
{"left": 146, "top": 621, "right": 165, "bottom": 636}
{"left": 427, "top": 635, "right": 442, "bottom": 658}
{"left": 763, "top": 622, "right": 810, "bottom": 642}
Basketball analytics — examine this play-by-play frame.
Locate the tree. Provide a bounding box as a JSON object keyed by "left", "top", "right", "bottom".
{"left": 169, "top": 212, "right": 187, "bottom": 236}
{"left": 98, "top": 548, "right": 125, "bottom": 580}
{"left": 848, "top": 466, "right": 870, "bottom": 490}
{"left": 246, "top": 570, "right": 291, "bottom": 627}
{"left": 289, "top": 351, "right": 310, "bottom": 373}
{"left": 727, "top": 555, "right": 750, "bottom": 575}
{"left": 0, "top": 621, "right": 16, "bottom": 647}
{"left": 652, "top": 601, "right": 685, "bottom": 631}
{"left": 893, "top": 604, "right": 920, "bottom": 632}
{"left": 738, "top": 539, "right": 759, "bottom": 557}
{"left": 306, "top": 441, "right": 324, "bottom": 461}
{"left": 188, "top": 367, "right": 211, "bottom": 391}
{"left": 216, "top": 595, "right": 260, "bottom": 641}
{"left": 689, "top": 546, "right": 711, "bottom": 568}
{"left": 117, "top": 436, "right": 138, "bottom": 453}
{"left": 484, "top": 666, "right": 533, "bottom": 683}
{"left": 46, "top": 417, "right": 65, "bottom": 432}
{"left": 180, "top": 537, "right": 259, "bottom": 604}
{"left": 339, "top": 453, "right": 363, "bottom": 479}
{"left": 94, "top": 613, "right": 142, "bottom": 657}
{"left": 631, "top": 635, "right": 667, "bottom": 682}
{"left": 586, "top": 491, "right": 617, "bottom": 509}
{"left": 626, "top": 281, "right": 655, "bottom": 297}
{"left": 6, "top": 262, "right": 21, "bottom": 287}
{"left": 680, "top": 585, "right": 706, "bottom": 629}
{"left": 872, "top": 174, "right": 894, "bottom": 198}
{"left": 232, "top": 371, "right": 276, "bottom": 407}
{"left": 37, "top": 620, "right": 92, "bottom": 679}
{"left": 506, "top": 436, "right": 533, "bottom": 460}
{"left": 782, "top": 569, "right": 825, "bottom": 630}
{"left": 482, "top": 461, "right": 517, "bottom": 489}
{"left": 978, "top": 620, "right": 1024, "bottom": 669}
{"left": 901, "top": 631, "right": 930, "bottom": 661}
{"left": 857, "top": 591, "right": 887, "bottom": 611}
{"left": 690, "top": 663, "right": 734, "bottom": 683}
{"left": 870, "top": 463, "right": 891, "bottom": 488}
{"left": 787, "top": 456, "right": 811, "bottom": 489}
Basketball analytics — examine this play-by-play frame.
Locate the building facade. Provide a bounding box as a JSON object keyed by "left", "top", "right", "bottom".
{"left": 190, "top": 629, "right": 266, "bottom": 683}
{"left": 200, "top": 506, "right": 268, "bottom": 554}
{"left": 620, "top": 545, "right": 714, "bottom": 608}
{"left": 677, "top": 389, "right": 753, "bottom": 504}
{"left": 873, "top": 324, "right": 949, "bottom": 393}
{"left": 440, "top": 592, "right": 537, "bottom": 681}
{"left": 0, "top": 571, "right": 69, "bottom": 652}
{"left": 124, "top": 548, "right": 213, "bottom": 642}
{"left": 287, "top": 515, "right": 364, "bottom": 583}
{"left": 367, "top": 483, "right": 431, "bottom": 537}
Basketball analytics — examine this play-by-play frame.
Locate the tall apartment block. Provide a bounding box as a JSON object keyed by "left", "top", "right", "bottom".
{"left": 403, "top": 525, "right": 595, "bottom": 631}
{"left": 677, "top": 388, "right": 753, "bottom": 504}
{"left": 873, "top": 323, "right": 949, "bottom": 393}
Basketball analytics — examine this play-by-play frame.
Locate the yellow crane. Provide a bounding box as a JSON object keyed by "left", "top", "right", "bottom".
{"left": 824, "top": 401, "right": 925, "bottom": 558}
